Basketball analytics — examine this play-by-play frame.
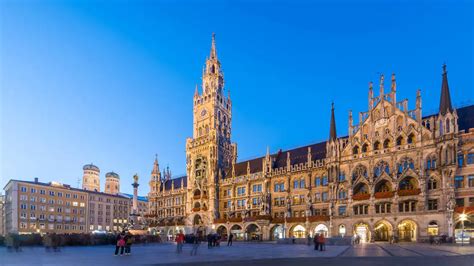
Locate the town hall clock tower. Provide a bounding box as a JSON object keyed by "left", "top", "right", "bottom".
{"left": 185, "top": 34, "right": 236, "bottom": 233}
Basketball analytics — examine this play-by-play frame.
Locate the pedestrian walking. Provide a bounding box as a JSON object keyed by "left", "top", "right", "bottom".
{"left": 175, "top": 230, "right": 185, "bottom": 254}
{"left": 114, "top": 231, "right": 126, "bottom": 256}
{"left": 125, "top": 232, "right": 133, "bottom": 255}
{"left": 313, "top": 233, "right": 319, "bottom": 251}
{"left": 227, "top": 233, "right": 234, "bottom": 246}
{"left": 318, "top": 234, "right": 326, "bottom": 251}
{"left": 307, "top": 234, "right": 311, "bottom": 246}
{"left": 190, "top": 234, "right": 201, "bottom": 256}
{"left": 291, "top": 235, "right": 296, "bottom": 244}
{"left": 207, "top": 233, "right": 213, "bottom": 249}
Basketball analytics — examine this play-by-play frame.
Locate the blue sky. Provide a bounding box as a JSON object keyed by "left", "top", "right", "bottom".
{"left": 1, "top": 0, "right": 472, "bottom": 194}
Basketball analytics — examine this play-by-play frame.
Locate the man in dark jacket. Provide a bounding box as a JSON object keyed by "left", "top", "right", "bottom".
{"left": 227, "top": 233, "right": 234, "bottom": 246}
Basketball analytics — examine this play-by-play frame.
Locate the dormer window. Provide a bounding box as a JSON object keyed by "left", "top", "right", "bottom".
{"left": 353, "top": 146, "right": 359, "bottom": 155}
{"left": 373, "top": 141, "right": 381, "bottom": 150}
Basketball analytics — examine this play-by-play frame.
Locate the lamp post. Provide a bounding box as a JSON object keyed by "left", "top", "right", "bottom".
{"left": 459, "top": 213, "right": 468, "bottom": 246}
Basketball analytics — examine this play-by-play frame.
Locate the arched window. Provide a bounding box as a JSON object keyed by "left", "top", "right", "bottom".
{"left": 353, "top": 146, "right": 359, "bottom": 155}
{"left": 407, "top": 133, "right": 415, "bottom": 144}
{"left": 352, "top": 164, "right": 368, "bottom": 181}
{"left": 446, "top": 118, "right": 450, "bottom": 133}
{"left": 353, "top": 182, "right": 369, "bottom": 195}
{"left": 374, "top": 141, "right": 381, "bottom": 150}
{"left": 338, "top": 189, "right": 347, "bottom": 199}
{"left": 383, "top": 139, "right": 390, "bottom": 149}
{"left": 426, "top": 155, "right": 437, "bottom": 170}
{"left": 396, "top": 136, "right": 404, "bottom": 146}
{"left": 439, "top": 120, "right": 444, "bottom": 135}
{"left": 198, "top": 127, "right": 203, "bottom": 136}
{"left": 399, "top": 176, "right": 417, "bottom": 190}
{"left": 374, "top": 161, "right": 390, "bottom": 177}
{"left": 362, "top": 143, "right": 368, "bottom": 153}
{"left": 428, "top": 178, "right": 438, "bottom": 190}
{"left": 375, "top": 180, "right": 391, "bottom": 192}
{"left": 397, "top": 157, "right": 415, "bottom": 174}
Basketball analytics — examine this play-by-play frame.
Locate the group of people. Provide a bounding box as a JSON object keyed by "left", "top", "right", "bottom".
{"left": 174, "top": 231, "right": 235, "bottom": 256}
{"left": 207, "top": 233, "right": 223, "bottom": 248}
{"left": 114, "top": 231, "right": 134, "bottom": 256}
{"left": 312, "top": 233, "right": 326, "bottom": 251}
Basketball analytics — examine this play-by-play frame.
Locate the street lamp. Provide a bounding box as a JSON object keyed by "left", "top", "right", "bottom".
{"left": 459, "top": 213, "right": 468, "bottom": 246}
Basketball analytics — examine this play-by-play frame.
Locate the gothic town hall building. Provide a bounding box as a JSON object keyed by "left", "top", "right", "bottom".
{"left": 146, "top": 34, "right": 474, "bottom": 243}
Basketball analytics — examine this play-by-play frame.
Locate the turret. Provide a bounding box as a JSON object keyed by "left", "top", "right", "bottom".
{"left": 105, "top": 171, "right": 120, "bottom": 195}
{"left": 82, "top": 163, "right": 100, "bottom": 192}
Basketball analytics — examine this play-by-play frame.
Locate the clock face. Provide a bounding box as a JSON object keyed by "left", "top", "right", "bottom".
{"left": 201, "top": 109, "right": 207, "bottom": 117}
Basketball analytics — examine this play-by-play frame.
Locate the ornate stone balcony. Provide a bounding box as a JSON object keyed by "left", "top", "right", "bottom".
{"left": 374, "top": 191, "right": 394, "bottom": 199}
{"left": 192, "top": 207, "right": 201, "bottom": 212}
{"left": 352, "top": 193, "right": 370, "bottom": 201}
{"left": 397, "top": 188, "right": 421, "bottom": 196}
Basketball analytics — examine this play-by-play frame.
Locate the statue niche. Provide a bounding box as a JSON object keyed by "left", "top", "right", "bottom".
{"left": 194, "top": 156, "right": 208, "bottom": 181}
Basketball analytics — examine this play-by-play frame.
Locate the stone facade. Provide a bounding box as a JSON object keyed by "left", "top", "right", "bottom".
{"left": 147, "top": 35, "right": 474, "bottom": 242}
{"left": 0, "top": 194, "right": 5, "bottom": 236}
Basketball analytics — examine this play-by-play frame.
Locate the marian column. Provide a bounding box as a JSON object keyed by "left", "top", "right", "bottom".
{"left": 132, "top": 174, "right": 139, "bottom": 215}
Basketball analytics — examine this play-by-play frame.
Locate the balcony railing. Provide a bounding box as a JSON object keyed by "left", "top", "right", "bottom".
{"left": 352, "top": 193, "right": 370, "bottom": 201}
{"left": 192, "top": 207, "right": 201, "bottom": 212}
{"left": 374, "top": 191, "right": 394, "bottom": 199}
{"left": 397, "top": 188, "right": 421, "bottom": 196}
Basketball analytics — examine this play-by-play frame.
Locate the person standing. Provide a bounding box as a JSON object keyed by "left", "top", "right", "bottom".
{"left": 175, "top": 230, "right": 185, "bottom": 254}
{"left": 227, "top": 233, "right": 234, "bottom": 246}
{"left": 125, "top": 232, "right": 133, "bottom": 255}
{"left": 313, "top": 233, "right": 319, "bottom": 251}
{"left": 114, "top": 231, "right": 126, "bottom": 256}
{"left": 190, "top": 233, "right": 200, "bottom": 256}
{"left": 306, "top": 234, "right": 311, "bottom": 246}
{"left": 318, "top": 234, "right": 325, "bottom": 251}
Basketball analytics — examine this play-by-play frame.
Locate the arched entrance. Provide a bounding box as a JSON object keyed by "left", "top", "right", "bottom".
{"left": 398, "top": 220, "right": 417, "bottom": 242}
{"left": 427, "top": 221, "right": 439, "bottom": 236}
{"left": 271, "top": 225, "right": 284, "bottom": 240}
{"left": 314, "top": 224, "right": 329, "bottom": 237}
{"left": 374, "top": 220, "right": 392, "bottom": 241}
{"left": 230, "top": 224, "right": 244, "bottom": 240}
{"left": 246, "top": 224, "right": 261, "bottom": 241}
{"left": 292, "top": 224, "right": 306, "bottom": 238}
{"left": 217, "top": 225, "right": 228, "bottom": 239}
{"left": 353, "top": 222, "right": 370, "bottom": 243}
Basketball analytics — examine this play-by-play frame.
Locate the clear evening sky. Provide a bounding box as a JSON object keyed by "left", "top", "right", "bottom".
{"left": 1, "top": 0, "right": 472, "bottom": 195}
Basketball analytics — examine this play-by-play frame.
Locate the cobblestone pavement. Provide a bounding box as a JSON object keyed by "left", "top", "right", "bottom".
{"left": 1, "top": 242, "right": 473, "bottom": 266}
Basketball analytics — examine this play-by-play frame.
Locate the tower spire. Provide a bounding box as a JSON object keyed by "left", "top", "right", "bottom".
{"left": 194, "top": 84, "right": 199, "bottom": 97}
{"left": 210, "top": 32, "right": 217, "bottom": 59}
{"left": 329, "top": 102, "right": 337, "bottom": 142}
{"left": 151, "top": 154, "right": 160, "bottom": 176}
{"left": 439, "top": 63, "right": 453, "bottom": 115}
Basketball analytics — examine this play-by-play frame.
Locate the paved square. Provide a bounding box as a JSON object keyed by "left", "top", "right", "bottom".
{"left": 1, "top": 242, "right": 474, "bottom": 266}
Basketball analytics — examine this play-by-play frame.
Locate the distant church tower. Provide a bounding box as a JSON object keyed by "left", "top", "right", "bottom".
{"left": 82, "top": 164, "right": 100, "bottom": 192}
{"left": 185, "top": 33, "right": 236, "bottom": 231}
{"left": 105, "top": 171, "right": 120, "bottom": 194}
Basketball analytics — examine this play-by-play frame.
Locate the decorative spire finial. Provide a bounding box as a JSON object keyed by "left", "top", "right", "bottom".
{"left": 210, "top": 32, "right": 217, "bottom": 59}
{"left": 439, "top": 63, "right": 453, "bottom": 115}
{"left": 379, "top": 74, "right": 385, "bottom": 95}
{"left": 329, "top": 102, "right": 337, "bottom": 142}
